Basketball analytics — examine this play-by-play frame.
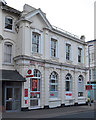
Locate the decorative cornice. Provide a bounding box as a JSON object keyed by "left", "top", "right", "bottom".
{"left": 13, "top": 55, "right": 87, "bottom": 70}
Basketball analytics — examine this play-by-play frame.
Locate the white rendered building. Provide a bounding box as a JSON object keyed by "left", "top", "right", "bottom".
{"left": 0, "top": 1, "right": 88, "bottom": 112}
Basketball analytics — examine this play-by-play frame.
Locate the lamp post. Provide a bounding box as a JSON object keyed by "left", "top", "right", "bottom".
{"left": 88, "top": 44, "right": 93, "bottom": 106}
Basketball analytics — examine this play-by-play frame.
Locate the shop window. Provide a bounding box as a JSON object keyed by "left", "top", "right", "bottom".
{"left": 32, "top": 32, "right": 40, "bottom": 53}
{"left": 5, "top": 17, "right": 13, "bottom": 30}
{"left": 50, "top": 71, "right": 58, "bottom": 98}
{"left": 30, "top": 69, "right": 41, "bottom": 99}
{"left": 66, "top": 44, "right": 71, "bottom": 60}
{"left": 4, "top": 42, "right": 12, "bottom": 63}
{"left": 65, "top": 73, "right": 72, "bottom": 91}
{"left": 78, "top": 75, "right": 84, "bottom": 97}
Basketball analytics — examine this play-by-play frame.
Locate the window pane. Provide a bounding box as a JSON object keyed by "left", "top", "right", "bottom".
{"left": 50, "top": 85, "right": 55, "bottom": 91}
{"left": 5, "top": 18, "right": 12, "bottom": 24}
{"left": 78, "top": 48, "right": 82, "bottom": 62}
{"left": 51, "top": 39, "right": 57, "bottom": 57}
{"left": 50, "top": 72, "right": 58, "bottom": 93}
{"left": 93, "top": 69, "right": 96, "bottom": 80}
{"left": 5, "top": 17, "right": 13, "bottom": 30}
{"left": 51, "top": 49, "right": 54, "bottom": 56}
{"left": 78, "top": 92, "right": 83, "bottom": 97}
{"left": 51, "top": 80, "right": 55, "bottom": 83}
{"left": 66, "top": 44, "right": 70, "bottom": 60}
{"left": 66, "top": 81, "right": 70, "bottom": 91}
{"left": 32, "top": 44, "right": 37, "bottom": 52}
{"left": 4, "top": 44, "right": 12, "bottom": 63}
{"left": 78, "top": 76, "right": 84, "bottom": 96}
{"left": 51, "top": 40, "right": 54, "bottom": 48}
{"left": 32, "top": 33, "right": 40, "bottom": 53}
{"left": 65, "top": 74, "right": 72, "bottom": 91}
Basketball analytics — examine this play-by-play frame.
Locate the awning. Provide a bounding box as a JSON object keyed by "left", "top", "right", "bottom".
{"left": 0, "top": 70, "right": 26, "bottom": 82}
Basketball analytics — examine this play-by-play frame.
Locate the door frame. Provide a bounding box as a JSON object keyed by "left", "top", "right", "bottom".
{"left": 5, "top": 86, "right": 21, "bottom": 112}
{"left": 30, "top": 78, "right": 41, "bottom": 109}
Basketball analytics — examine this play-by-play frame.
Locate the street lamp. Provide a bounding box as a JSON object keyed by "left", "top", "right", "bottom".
{"left": 88, "top": 44, "right": 93, "bottom": 106}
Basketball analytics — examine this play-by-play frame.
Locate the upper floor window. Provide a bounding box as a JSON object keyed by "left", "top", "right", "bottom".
{"left": 32, "top": 32, "right": 40, "bottom": 53}
{"left": 51, "top": 39, "right": 57, "bottom": 57}
{"left": 78, "top": 47, "right": 82, "bottom": 63}
{"left": 4, "top": 42, "right": 12, "bottom": 63}
{"left": 66, "top": 44, "right": 71, "bottom": 60}
{"left": 5, "top": 17, "right": 13, "bottom": 30}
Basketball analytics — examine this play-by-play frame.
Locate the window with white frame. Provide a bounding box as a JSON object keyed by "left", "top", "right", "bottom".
{"left": 65, "top": 74, "right": 72, "bottom": 91}
{"left": 78, "top": 47, "right": 82, "bottom": 63}
{"left": 30, "top": 69, "right": 41, "bottom": 99}
{"left": 66, "top": 44, "right": 71, "bottom": 60}
{"left": 51, "top": 39, "right": 57, "bottom": 57}
{"left": 78, "top": 75, "right": 84, "bottom": 97}
{"left": 92, "top": 69, "right": 96, "bottom": 80}
{"left": 50, "top": 72, "right": 58, "bottom": 98}
{"left": 32, "top": 32, "right": 40, "bottom": 53}
{"left": 33, "top": 69, "right": 41, "bottom": 77}
{"left": 4, "top": 42, "right": 12, "bottom": 63}
{"left": 5, "top": 17, "right": 13, "bottom": 30}
{"left": 91, "top": 53, "right": 94, "bottom": 63}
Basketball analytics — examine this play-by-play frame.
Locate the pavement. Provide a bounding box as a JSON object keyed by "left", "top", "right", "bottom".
{"left": 1, "top": 103, "right": 96, "bottom": 119}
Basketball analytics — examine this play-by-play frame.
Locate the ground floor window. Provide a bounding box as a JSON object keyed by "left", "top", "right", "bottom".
{"left": 30, "top": 69, "right": 41, "bottom": 107}
{"left": 49, "top": 71, "right": 58, "bottom": 98}
{"left": 65, "top": 73, "right": 72, "bottom": 91}
{"left": 78, "top": 75, "right": 84, "bottom": 97}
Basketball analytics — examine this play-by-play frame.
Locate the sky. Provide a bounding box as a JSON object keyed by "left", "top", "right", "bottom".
{"left": 5, "top": 0, "right": 95, "bottom": 41}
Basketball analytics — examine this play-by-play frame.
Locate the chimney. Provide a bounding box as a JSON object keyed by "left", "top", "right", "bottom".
{"left": 80, "top": 35, "right": 85, "bottom": 41}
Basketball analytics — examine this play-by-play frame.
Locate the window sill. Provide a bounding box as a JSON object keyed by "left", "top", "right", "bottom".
{"left": 31, "top": 52, "right": 42, "bottom": 57}
{"left": 78, "top": 62, "right": 84, "bottom": 65}
{"left": 66, "top": 60, "right": 73, "bottom": 63}
{"left": 49, "top": 98, "right": 61, "bottom": 102}
{"left": 4, "top": 29, "right": 15, "bottom": 33}
{"left": 65, "top": 98, "right": 75, "bottom": 100}
{"left": 3, "top": 63, "right": 14, "bottom": 66}
{"left": 78, "top": 97, "right": 85, "bottom": 99}
{"left": 50, "top": 56, "right": 59, "bottom": 61}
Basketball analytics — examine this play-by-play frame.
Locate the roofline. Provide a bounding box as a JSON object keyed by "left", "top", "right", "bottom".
{"left": 44, "top": 27, "right": 86, "bottom": 45}
{"left": 25, "top": 8, "right": 52, "bottom": 29}
{"left": 1, "top": 4, "right": 21, "bottom": 15}
{"left": 86, "top": 39, "right": 96, "bottom": 43}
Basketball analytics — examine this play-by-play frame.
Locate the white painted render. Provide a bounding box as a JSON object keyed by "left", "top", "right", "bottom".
{"left": 0, "top": 3, "right": 88, "bottom": 109}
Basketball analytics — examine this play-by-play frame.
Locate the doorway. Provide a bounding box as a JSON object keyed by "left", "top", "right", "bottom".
{"left": 30, "top": 79, "right": 40, "bottom": 108}
{"left": 5, "top": 86, "right": 21, "bottom": 112}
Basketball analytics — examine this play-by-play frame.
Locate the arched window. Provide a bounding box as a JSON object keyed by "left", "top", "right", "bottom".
{"left": 30, "top": 69, "right": 41, "bottom": 92}
{"left": 50, "top": 71, "right": 58, "bottom": 97}
{"left": 5, "top": 16, "right": 13, "bottom": 30}
{"left": 78, "top": 75, "right": 84, "bottom": 97}
{"left": 4, "top": 42, "right": 12, "bottom": 63}
{"left": 65, "top": 73, "right": 72, "bottom": 91}
{"left": 33, "top": 69, "right": 41, "bottom": 77}
{"left": 30, "top": 69, "right": 41, "bottom": 107}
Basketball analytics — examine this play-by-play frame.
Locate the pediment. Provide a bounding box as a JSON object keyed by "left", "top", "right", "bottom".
{"left": 25, "top": 9, "right": 52, "bottom": 29}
